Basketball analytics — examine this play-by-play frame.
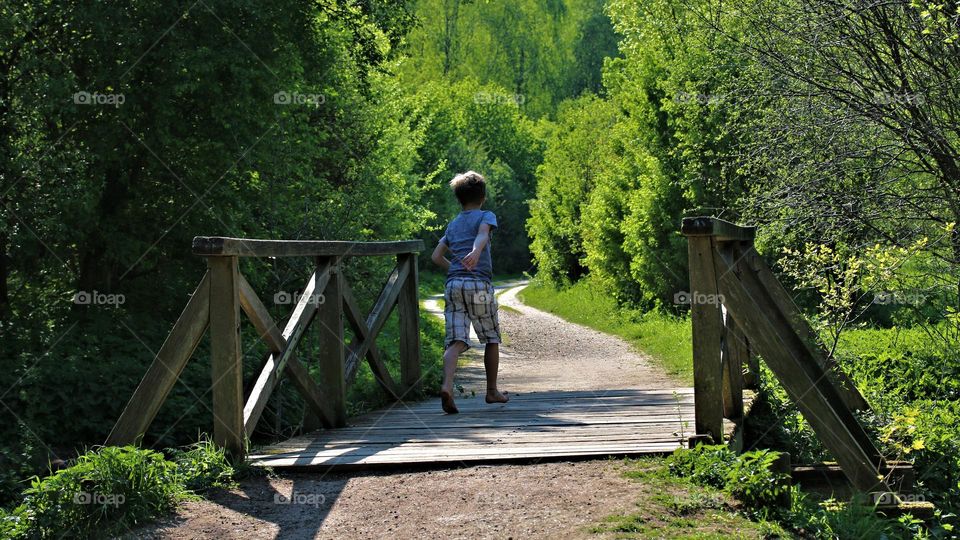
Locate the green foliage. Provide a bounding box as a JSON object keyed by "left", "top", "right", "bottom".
{"left": 667, "top": 445, "right": 789, "bottom": 511}
{"left": 619, "top": 457, "right": 940, "bottom": 539}
{"left": 527, "top": 95, "right": 616, "bottom": 284}
{"left": 666, "top": 445, "right": 736, "bottom": 489}
{"left": 408, "top": 78, "right": 544, "bottom": 273}
{"left": 3, "top": 440, "right": 254, "bottom": 538}
{"left": 527, "top": 0, "right": 751, "bottom": 307}
{"left": 0, "top": 505, "right": 30, "bottom": 539}
{"left": 596, "top": 457, "right": 792, "bottom": 538}
{"left": 400, "top": 0, "right": 617, "bottom": 117}
{"left": 724, "top": 450, "right": 789, "bottom": 509}
{"left": 20, "top": 446, "right": 183, "bottom": 539}
{"left": 168, "top": 438, "right": 236, "bottom": 494}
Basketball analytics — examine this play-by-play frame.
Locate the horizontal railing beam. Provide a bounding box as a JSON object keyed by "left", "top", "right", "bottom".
{"left": 192, "top": 237, "right": 424, "bottom": 257}
{"left": 681, "top": 217, "right": 756, "bottom": 242}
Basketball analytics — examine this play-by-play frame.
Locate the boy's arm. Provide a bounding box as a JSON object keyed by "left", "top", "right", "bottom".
{"left": 462, "top": 223, "right": 492, "bottom": 271}
{"left": 431, "top": 239, "right": 451, "bottom": 271}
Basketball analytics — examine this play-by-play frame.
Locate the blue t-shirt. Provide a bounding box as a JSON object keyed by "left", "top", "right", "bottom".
{"left": 441, "top": 210, "right": 497, "bottom": 282}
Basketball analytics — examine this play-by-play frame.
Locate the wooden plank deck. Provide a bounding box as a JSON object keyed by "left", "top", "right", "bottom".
{"left": 248, "top": 388, "right": 742, "bottom": 470}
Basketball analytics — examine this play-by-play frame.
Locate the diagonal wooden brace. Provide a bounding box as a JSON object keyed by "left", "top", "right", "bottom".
{"left": 240, "top": 262, "right": 334, "bottom": 435}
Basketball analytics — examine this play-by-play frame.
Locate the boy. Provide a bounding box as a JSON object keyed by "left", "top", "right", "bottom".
{"left": 431, "top": 171, "right": 509, "bottom": 414}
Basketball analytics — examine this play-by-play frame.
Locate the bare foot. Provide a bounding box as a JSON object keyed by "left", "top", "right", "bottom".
{"left": 439, "top": 389, "right": 459, "bottom": 414}
{"left": 485, "top": 389, "right": 509, "bottom": 404}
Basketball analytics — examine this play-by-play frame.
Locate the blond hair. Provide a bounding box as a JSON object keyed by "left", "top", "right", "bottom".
{"left": 449, "top": 171, "right": 486, "bottom": 205}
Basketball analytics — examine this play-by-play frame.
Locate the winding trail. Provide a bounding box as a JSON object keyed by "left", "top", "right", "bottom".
{"left": 423, "top": 282, "right": 673, "bottom": 395}
{"left": 143, "top": 283, "right": 678, "bottom": 539}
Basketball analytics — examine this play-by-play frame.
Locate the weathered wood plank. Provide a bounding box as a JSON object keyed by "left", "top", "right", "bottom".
{"left": 713, "top": 248, "right": 890, "bottom": 493}
{"left": 250, "top": 445, "right": 686, "bottom": 468}
{"left": 247, "top": 389, "right": 714, "bottom": 470}
{"left": 106, "top": 273, "right": 210, "bottom": 446}
{"left": 238, "top": 272, "right": 333, "bottom": 435}
{"left": 341, "top": 282, "right": 402, "bottom": 399}
{"left": 208, "top": 257, "right": 245, "bottom": 459}
{"left": 397, "top": 253, "right": 421, "bottom": 394}
{"left": 341, "top": 262, "right": 410, "bottom": 399}
{"left": 193, "top": 237, "right": 424, "bottom": 258}
{"left": 315, "top": 257, "right": 347, "bottom": 428}
{"left": 721, "top": 290, "right": 744, "bottom": 422}
{"left": 687, "top": 236, "right": 725, "bottom": 442}
{"left": 745, "top": 247, "right": 870, "bottom": 411}
{"left": 271, "top": 264, "right": 331, "bottom": 376}
{"left": 681, "top": 217, "right": 756, "bottom": 242}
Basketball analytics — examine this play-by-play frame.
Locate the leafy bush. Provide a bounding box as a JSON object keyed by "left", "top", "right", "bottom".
{"left": 20, "top": 446, "right": 183, "bottom": 538}
{"left": 668, "top": 446, "right": 789, "bottom": 511}
{"left": 725, "top": 450, "right": 789, "bottom": 509}
{"left": 3, "top": 440, "right": 252, "bottom": 539}
{"left": 0, "top": 505, "right": 30, "bottom": 539}
{"left": 666, "top": 444, "right": 736, "bottom": 489}
{"left": 169, "top": 438, "right": 236, "bottom": 494}
{"left": 881, "top": 400, "right": 960, "bottom": 511}
{"left": 527, "top": 95, "right": 616, "bottom": 285}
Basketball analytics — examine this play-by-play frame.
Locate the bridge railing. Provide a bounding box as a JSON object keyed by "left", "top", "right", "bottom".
{"left": 681, "top": 217, "right": 902, "bottom": 496}
{"left": 106, "top": 237, "right": 424, "bottom": 459}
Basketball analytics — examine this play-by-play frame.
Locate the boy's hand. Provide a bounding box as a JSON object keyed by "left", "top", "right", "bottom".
{"left": 462, "top": 249, "right": 481, "bottom": 271}
{"left": 462, "top": 223, "right": 492, "bottom": 271}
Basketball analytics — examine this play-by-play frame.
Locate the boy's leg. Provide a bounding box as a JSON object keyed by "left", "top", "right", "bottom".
{"left": 440, "top": 340, "right": 468, "bottom": 414}
{"left": 483, "top": 343, "right": 509, "bottom": 403}
{"left": 441, "top": 278, "right": 471, "bottom": 414}
{"left": 441, "top": 340, "right": 468, "bottom": 394}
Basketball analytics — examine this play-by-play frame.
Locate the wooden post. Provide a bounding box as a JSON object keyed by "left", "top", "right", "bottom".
{"left": 207, "top": 256, "right": 245, "bottom": 459}
{"left": 772, "top": 452, "right": 792, "bottom": 507}
{"left": 315, "top": 256, "right": 347, "bottom": 428}
{"left": 687, "top": 236, "right": 725, "bottom": 443}
{"left": 397, "top": 252, "right": 421, "bottom": 395}
{"left": 743, "top": 338, "right": 761, "bottom": 390}
{"left": 721, "top": 306, "right": 745, "bottom": 422}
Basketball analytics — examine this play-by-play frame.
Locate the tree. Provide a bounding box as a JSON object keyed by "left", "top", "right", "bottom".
{"left": 732, "top": 0, "right": 960, "bottom": 311}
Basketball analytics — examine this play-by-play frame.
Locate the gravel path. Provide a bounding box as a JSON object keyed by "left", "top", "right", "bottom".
{"left": 141, "top": 283, "right": 676, "bottom": 539}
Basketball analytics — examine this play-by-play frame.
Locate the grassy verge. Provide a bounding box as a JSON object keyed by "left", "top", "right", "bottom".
{"left": 591, "top": 457, "right": 787, "bottom": 538}
{"left": 595, "top": 448, "right": 936, "bottom": 539}
{"left": 0, "top": 440, "right": 242, "bottom": 539}
{"left": 519, "top": 278, "right": 693, "bottom": 385}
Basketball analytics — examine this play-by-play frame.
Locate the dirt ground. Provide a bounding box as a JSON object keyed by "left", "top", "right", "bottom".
{"left": 139, "top": 283, "right": 678, "bottom": 539}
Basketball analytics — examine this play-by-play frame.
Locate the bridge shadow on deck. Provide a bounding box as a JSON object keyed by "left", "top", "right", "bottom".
{"left": 248, "top": 388, "right": 695, "bottom": 471}
{"left": 163, "top": 388, "right": 698, "bottom": 539}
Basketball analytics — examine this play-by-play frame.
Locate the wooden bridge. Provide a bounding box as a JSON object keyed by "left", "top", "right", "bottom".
{"left": 105, "top": 218, "right": 918, "bottom": 504}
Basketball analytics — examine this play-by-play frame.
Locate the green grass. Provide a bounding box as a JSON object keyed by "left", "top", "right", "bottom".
{"left": 519, "top": 278, "right": 693, "bottom": 384}
{"left": 589, "top": 458, "right": 788, "bottom": 539}
{"left": 3, "top": 441, "right": 237, "bottom": 539}
{"left": 598, "top": 455, "right": 936, "bottom": 539}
